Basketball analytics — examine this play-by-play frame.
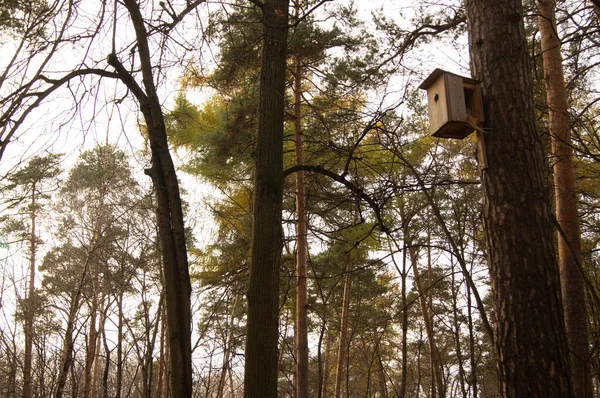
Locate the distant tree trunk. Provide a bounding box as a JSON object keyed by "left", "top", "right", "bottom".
{"left": 217, "top": 295, "right": 239, "bottom": 398}
{"left": 157, "top": 299, "right": 166, "bottom": 398}
{"left": 466, "top": 266, "right": 477, "bottom": 398}
{"left": 409, "top": 247, "right": 445, "bottom": 398}
{"left": 102, "top": 327, "right": 110, "bottom": 398}
{"left": 23, "top": 185, "right": 36, "bottom": 398}
{"left": 451, "top": 262, "right": 467, "bottom": 398}
{"left": 84, "top": 294, "right": 98, "bottom": 398}
{"left": 94, "top": 299, "right": 108, "bottom": 398}
{"left": 464, "top": 0, "right": 573, "bottom": 395}
{"left": 107, "top": 2, "right": 193, "bottom": 396}
{"left": 242, "top": 0, "right": 289, "bottom": 396}
{"left": 116, "top": 290, "right": 124, "bottom": 398}
{"left": 321, "top": 327, "right": 332, "bottom": 398}
{"left": 55, "top": 293, "right": 81, "bottom": 398}
{"left": 399, "top": 241, "right": 408, "bottom": 398}
{"left": 538, "top": 2, "right": 592, "bottom": 396}
{"left": 293, "top": 54, "right": 309, "bottom": 398}
{"left": 333, "top": 268, "right": 352, "bottom": 398}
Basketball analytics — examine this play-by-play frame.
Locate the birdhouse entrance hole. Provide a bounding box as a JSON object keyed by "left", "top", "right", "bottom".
{"left": 419, "top": 69, "right": 484, "bottom": 139}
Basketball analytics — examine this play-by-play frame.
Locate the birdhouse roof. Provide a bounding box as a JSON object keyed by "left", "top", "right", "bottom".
{"left": 418, "top": 68, "right": 480, "bottom": 90}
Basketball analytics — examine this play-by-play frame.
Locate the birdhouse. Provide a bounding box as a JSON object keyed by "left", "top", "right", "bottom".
{"left": 419, "top": 69, "right": 484, "bottom": 139}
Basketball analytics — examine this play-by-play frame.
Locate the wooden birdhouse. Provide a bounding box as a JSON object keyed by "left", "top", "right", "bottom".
{"left": 419, "top": 69, "right": 484, "bottom": 139}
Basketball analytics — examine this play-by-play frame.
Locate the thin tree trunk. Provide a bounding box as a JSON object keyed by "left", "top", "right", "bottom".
{"left": 321, "top": 327, "right": 332, "bottom": 398}
{"left": 23, "top": 185, "right": 36, "bottom": 398}
{"left": 116, "top": 290, "right": 123, "bottom": 398}
{"left": 217, "top": 295, "right": 239, "bottom": 398}
{"left": 333, "top": 267, "right": 352, "bottom": 398}
{"left": 409, "top": 247, "right": 445, "bottom": 398}
{"left": 466, "top": 264, "right": 477, "bottom": 398}
{"left": 92, "top": 299, "right": 107, "bottom": 398}
{"left": 84, "top": 294, "right": 98, "bottom": 398}
{"left": 243, "top": 0, "right": 289, "bottom": 396}
{"left": 464, "top": 0, "right": 573, "bottom": 395}
{"left": 451, "top": 262, "right": 467, "bottom": 398}
{"left": 157, "top": 299, "right": 166, "bottom": 398}
{"left": 538, "top": 2, "right": 592, "bottom": 396}
{"left": 102, "top": 327, "right": 110, "bottom": 398}
{"left": 293, "top": 52, "right": 309, "bottom": 398}
{"left": 55, "top": 294, "right": 81, "bottom": 398}
{"left": 399, "top": 241, "right": 408, "bottom": 398}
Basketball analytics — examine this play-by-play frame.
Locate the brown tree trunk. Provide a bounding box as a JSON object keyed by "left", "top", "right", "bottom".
{"left": 243, "top": 0, "right": 289, "bottom": 396}
{"left": 408, "top": 247, "right": 445, "bottom": 398}
{"left": 464, "top": 0, "right": 573, "bottom": 395}
{"left": 107, "top": 2, "right": 193, "bottom": 396}
{"left": 538, "top": 2, "right": 592, "bottom": 396}
{"left": 293, "top": 54, "right": 309, "bottom": 398}
{"left": 333, "top": 269, "right": 352, "bottom": 398}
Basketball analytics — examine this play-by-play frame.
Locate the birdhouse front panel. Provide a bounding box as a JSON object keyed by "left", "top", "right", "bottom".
{"left": 419, "top": 69, "right": 484, "bottom": 139}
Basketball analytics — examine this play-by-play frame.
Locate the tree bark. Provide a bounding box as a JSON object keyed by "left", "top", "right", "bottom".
{"left": 243, "top": 0, "right": 289, "bottom": 396}
{"left": 537, "top": 2, "right": 592, "bottom": 396}
{"left": 464, "top": 0, "right": 573, "bottom": 395}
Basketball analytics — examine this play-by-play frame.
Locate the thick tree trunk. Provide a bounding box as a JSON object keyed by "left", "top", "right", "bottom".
{"left": 333, "top": 269, "right": 352, "bottom": 398}
{"left": 243, "top": 0, "right": 289, "bottom": 396}
{"left": 538, "top": 2, "right": 592, "bottom": 396}
{"left": 409, "top": 247, "right": 445, "bottom": 398}
{"left": 294, "top": 55, "right": 309, "bottom": 398}
{"left": 464, "top": 0, "right": 573, "bottom": 395}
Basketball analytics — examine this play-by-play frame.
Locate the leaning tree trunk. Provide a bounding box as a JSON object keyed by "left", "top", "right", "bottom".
{"left": 107, "top": 1, "right": 193, "bottom": 396}
{"left": 464, "top": 0, "right": 573, "bottom": 396}
{"left": 243, "top": 0, "right": 289, "bottom": 396}
{"left": 538, "top": 2, "right": 592, "bottom": 396}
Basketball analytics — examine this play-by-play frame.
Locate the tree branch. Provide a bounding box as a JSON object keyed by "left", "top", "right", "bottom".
{"left": 283, "top": 164, "right": 389, "bottom": 233}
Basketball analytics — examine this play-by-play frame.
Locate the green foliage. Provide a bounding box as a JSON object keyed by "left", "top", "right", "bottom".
{"left": 0, "top": 0, "right": 49, "bottom": 37}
